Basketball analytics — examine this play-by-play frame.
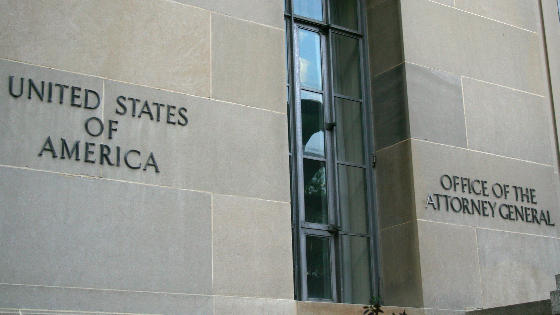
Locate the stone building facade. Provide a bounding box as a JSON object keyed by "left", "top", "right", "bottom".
{"left": 1, "top": 0, "right": 560, "bottom": 314}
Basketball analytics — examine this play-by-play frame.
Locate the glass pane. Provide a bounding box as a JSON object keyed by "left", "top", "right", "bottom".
{"left": 341, "top": 235, "right": 371, "bottom": 304}
{"left": 306, "top": 235, "right": 332, "bottom": 299}
{"left": 294, "top": 0, "right": 323, "bottom": 21}
{"left": 338, "top": 165, "right": 367, "bottom": 234}
{"left": 298, "top": 29, "right": 322, "bottom": 91}
{"left": 302, "top": 91, "right": 325, "bottom": 158}
{"left": 330, "top": 0, "right": 358, "bottom": 30}
{"left": 335, "top": 98, "right": 363, "bottom": 164}
{"left": 304, "top": 159, "right": 328, "bottom": 224}
{"left": 332, "top": 34, "right": 361, "bottom": 98}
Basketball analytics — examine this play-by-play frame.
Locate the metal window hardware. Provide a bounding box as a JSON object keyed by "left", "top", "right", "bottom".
{"left": 325, "top": 122, "right": 336, "bottom": 131}
{"left": 372, "top": 153, "right": 376, "bottom": 168}
{"left": 327, "top": 224, "right": 341, "bottom": 232}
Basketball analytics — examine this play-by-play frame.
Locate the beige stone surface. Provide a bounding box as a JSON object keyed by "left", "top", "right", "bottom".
{"left": 212, "top": 194, "right": 293, "bottom": 299}
{"left": 212, "top": 13, "right": 286, "bottom": 113}
{"left": 297, "top": 301, "right": 426, "bottom": 315}
{"left": 367, "top": 0, "right": 404, "bottom": 76}
{"left": 0, "top": 0, "right": 211, "bottom": 97}
{"left": 406, "top": 63, "right": 467, "bottom": 148}
{"left": 380, "top": 221, "right": 424, "bottom": 308}
{"left": 215, "top": 296, "right": 296, "bottom": 315}
{"left": 371, "top": 64, "right": 409, "bottom": 150}
{"left": 0, "top": 59, "right": 103, "bottom": 177}
{"left": 400, "top": 0, "right": 544, "bottom": 95}
{"left": 0, "top": 167, "right": 212, "bottom": 294}
{"left": 463, "top": 78, "right": 554, "bottom": 165}
{"left": 376, "top": 140, "right": 415, "bottom": 229}
{"left": 171, "top": 0, "right": 284, "bottom": 29}
{"left": 0, "top": 284, "right": 213, "bottom": 314}
{"left": 477, "top": 229, "right": 560, "bottom": 309}
{"left": 455, "top": 0, "right": 540, "bottom": 32}
{"left": 417, "top": 221, "right": 483, "bottom": 310}
{"left": 411, "top": 139, "right": 560, "bottom": 238}
{"left": 541, "top": 0, "right": 560, "bottom": 173}
{"left": 101, "top": 79, "right": 291, "bottom": 202}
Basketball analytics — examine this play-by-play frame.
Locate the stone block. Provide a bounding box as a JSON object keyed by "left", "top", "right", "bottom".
{"left": 212, "top": 194, "right": 293, "bottom": 299}
{"left": 540, "top": 0, "right": 560, "bottom": 167}
{"left": 172, "top": 0, "right": 284, "bottom": 29}
{"left": 467, "top": 299, "right": 552, "bottom": 315}
{"left": 0, "top": 284, "right": 213, "bottom": 315}
{"left": 0, "top": 1, "right": 211, "bottom": 97}
{"left": 214, "top": 296, "right": 296, "bottom": 315}
{"left": 367, "top": 0, "right": 404, "bottom": 76}
{"left": 379, "top": 221, "right": 424, "bottom": 308}
{"left": 405, "top": 63, "right": 467, "bottom": 148}
{"left": 400, "top": 0, "right": 544, "bottom": 95}
{"left": 463, "top": 78, "right": 554, "bottom": 165}
{"left": 371, "top": 64, "right": 409, "bottom": 150}
{"left": 410, "top": 139, "right": 560, "bottom": 238}
{"left": 101, "top": 79, "right": 291, "bottom": 202}
{"left": 428, "top": 0, "right": 454, "bottom": 6}
{"left": 0, "top": 59, "right": 103, "bottom": 177}
{"left": 211, "top": 13, "right": 286, "bottom": 113}
{"left": 0, "top": 167, "right": 212, "bottom": 294}
{"left": 417, "top": 221, "right": 482, "bottom": 310}
{"left": 376, "top": 139, "right": 415, "bottom": 229}
{"left": 455, "top": 0, "right": 539, "bottom": 32}
{"left": 477, "top": 229, "right": 560, "bottom": 309}
{"left": 296, "top": 301, "right": 425, "bottom": 315}
{"left": 425, "top": 309, "right": 467, "bottom": 315}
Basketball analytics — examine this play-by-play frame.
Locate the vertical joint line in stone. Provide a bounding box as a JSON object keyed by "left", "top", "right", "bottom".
{"left": 209, "top": 13, "right": 212, "bottom": 98}
{"left": 211, "top": 193, "right": 214, "bottom": 292}
{"left": 474, "top": 228, "right": 484, "bottom": 308}
{"left": 461, "top": 76, "right": 469, "bottom": 149}
{"left": 538, "top": 0, "right": 560, "bottom": 175}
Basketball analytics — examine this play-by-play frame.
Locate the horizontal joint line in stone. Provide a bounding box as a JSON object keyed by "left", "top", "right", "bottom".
{"left": 371, "top": 61, "right": 406, "bottom": 79}
{"left": 367, "top": 0, "right": 390, "bottom": 10}
{"left": 0, "top": 308, "right": 161, "bottom": 315}
{"left": 405, "top": 61, "right": 545, "bottom": 97}
{"left": 375, "top": 138, "right": 410, "bottom": 153}
{"left": 0, "top": 59, "right": 286, "bottom": 115}
{"left": 380, "top": 220, "right": 415, "bottom": 231}
{"left": 417, "top": 219, "right": 560, "bottom": 240}
{"left": 163, "top": 0, "right": 283, "bottom": 31}
{"left": 412, "top": 138, "right": 554, "bottom": 167}
{"left": 426, "top": 0, "right": 538, "bottom": 34}
{"left": 0, "top": 164, "right": 290, "bottom": 205}
{"left": 0, "top": 282, "right": 208, "bottom": 298}
{"left": 0, "top": 283, "right": 296, "bottom": 303}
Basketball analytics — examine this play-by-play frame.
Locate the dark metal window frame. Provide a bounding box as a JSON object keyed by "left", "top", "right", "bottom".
{"left": 285, "top": 0, "right": 380, "bottom": 304}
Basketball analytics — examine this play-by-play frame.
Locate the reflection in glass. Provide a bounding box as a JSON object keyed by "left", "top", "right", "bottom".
{"left": 341, "top": 235, "right": 371, "bottom": 304}
{"left": 304, "top": 159, "right": 328, "bottom": 224}
{"left": 332, "top": 34, "right": 361, "bottom": 98}
{"left": 298, "top": 29, "right": 322, "bottom": 91}
{"left": 293, "top": 0, "right": 323, "bottom": 21}
{"left": 330, "top": 0, "right": 358, "bottom": 30}
{"left": 306, "top": 235, "right": 332, "bottom": 299}
{"left": 335, "top": 98, "right": 363, "bottom": 164}
{"left": 338, "top": 165, "right": 367, "bottom": 234}
{"left": 301, "top": 91, "right": 325, "bottom": 158}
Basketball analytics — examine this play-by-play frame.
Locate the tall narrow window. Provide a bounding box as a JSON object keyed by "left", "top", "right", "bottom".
{"left": 286, "top": 0, "right": 377, "bottom": 304}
